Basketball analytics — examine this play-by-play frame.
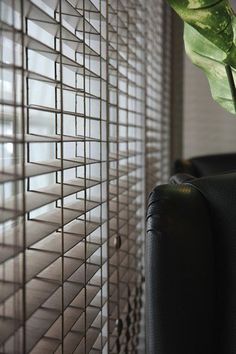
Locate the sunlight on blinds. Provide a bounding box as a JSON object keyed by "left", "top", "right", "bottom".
{"left": 0, "top": 0, "right": 171, "bottom": 352}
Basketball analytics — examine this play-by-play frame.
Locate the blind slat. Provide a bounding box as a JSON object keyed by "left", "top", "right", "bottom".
{"left": 0, "top": 0, "right": 172, "bottom": 351}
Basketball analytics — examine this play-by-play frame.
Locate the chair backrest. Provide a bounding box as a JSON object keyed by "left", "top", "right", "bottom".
{"left": 174, "top": 153, "right": 236, "bottom": 177}
{"left": 146, "top": 172, "right": 236, "bottom": 354}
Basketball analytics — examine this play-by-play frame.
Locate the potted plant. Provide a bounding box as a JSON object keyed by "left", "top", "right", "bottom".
{"left": 166, "top": 0, "right": 236, "bottom": 114}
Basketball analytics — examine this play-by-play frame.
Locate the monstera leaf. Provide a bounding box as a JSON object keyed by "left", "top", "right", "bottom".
{"left": 167, "top": 0, "right": 236, "bottom": 114}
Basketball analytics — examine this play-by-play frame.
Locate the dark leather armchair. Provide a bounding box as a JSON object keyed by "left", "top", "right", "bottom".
{"left": 174, "top": 153, "right": 236, "bottom": 177}
{"left": 146, "top": 172, "right": 236, "bottom": 354}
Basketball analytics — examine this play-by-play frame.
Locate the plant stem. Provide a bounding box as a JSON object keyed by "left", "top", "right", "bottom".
{"left": 225, "top": 65, "right": 236, "bottom": 114}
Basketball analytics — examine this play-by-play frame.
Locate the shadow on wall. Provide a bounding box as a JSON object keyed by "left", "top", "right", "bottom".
{"left": 232, "top": 0, "right": 236, "bottom": 11}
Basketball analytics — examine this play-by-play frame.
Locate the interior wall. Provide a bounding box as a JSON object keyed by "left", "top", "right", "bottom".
{"left": 183, "top": 54, "right": 236, "bottom": 159}
{"left": 170, "top": 11, "right": 184, "bottom": 163}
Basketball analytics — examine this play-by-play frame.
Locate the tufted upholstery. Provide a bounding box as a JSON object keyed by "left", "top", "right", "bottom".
{"left": 146, "top": 172, "right": 236, "bottom": 354}
{"left": 174, "top": 153, "right": 236, "bottom": 177}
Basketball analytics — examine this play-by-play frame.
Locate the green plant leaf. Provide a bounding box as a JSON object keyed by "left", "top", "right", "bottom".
{"left": 184, "top": 22, "right": 236, "bottom": 114}
{"left": 166, "top": 0, "right": 236, "bottom": 114}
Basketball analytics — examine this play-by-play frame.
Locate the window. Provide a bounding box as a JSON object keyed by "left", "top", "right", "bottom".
{"left": 0, "top": 0, "right": 172, "bottom": 352}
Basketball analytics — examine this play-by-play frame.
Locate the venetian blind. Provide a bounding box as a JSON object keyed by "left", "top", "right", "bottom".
{"left": 0, "top": 0, "right": 172, "bottom": 353}
{"left": 145, "top": 0, "right": 171, "bottom": 192}
{"left": 107, "top": 1, "right": 145, "bottom": 352}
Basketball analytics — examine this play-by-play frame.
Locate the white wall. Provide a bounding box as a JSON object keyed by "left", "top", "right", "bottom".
{"left": 183, "top": 54, "right": 236, "bottom": 159}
